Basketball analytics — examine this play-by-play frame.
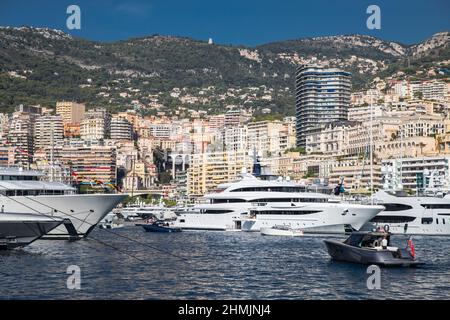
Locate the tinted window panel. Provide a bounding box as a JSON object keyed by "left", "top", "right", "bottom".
{"left": 383, "top": 203, "right": 413, "bottom": 211}
{"left": 371, "top": 216, "right": 416, "bottom": 223}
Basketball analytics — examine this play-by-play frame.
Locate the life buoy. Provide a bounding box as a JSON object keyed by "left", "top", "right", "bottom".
{"left": 384, "top": 224, "right": 390, "bottom": 232}
{"left": 373, "top": 240, "right": 380, "bottom": 247}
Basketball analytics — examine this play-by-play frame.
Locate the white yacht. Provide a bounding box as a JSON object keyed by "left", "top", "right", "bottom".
{"left": 360, "top": 190, "right": 450, "bottom": 235}
{"left": 173, "top": 173, "right": 385, "bottom": 234}
{"left": 119, "top": 202, "right": 177, "bottom": 221}
{"left": 0, "top": 167, "right": 128, "bottom": 239}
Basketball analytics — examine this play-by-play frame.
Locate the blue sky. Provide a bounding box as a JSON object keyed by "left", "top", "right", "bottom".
{"left": 0, "top": 0, "right": 449, "bottom": 46}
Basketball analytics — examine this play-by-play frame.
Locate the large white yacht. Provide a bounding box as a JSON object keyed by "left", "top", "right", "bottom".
{"left": 0, "top": 167, "right": 128, "bottom": 239}
{"left": 360, "top": 190, "right": 450, "bottom": 235}
{"left": 173, "top": 172, "right": 385, "bottom": 234}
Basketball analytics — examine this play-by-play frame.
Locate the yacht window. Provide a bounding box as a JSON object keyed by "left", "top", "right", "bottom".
{"left": 252, "top": 198, "right": 326, "bottom": 203}
{"left": 201, "top": 209, "right": 234, "bottom": 214}
{"left": 211, "top": 199, "right": 246, "bottom": 204}
{"left": 421, "top": 218, "right": 433, "bottom": 225}
{"left": 421, "top": 204, "right": 450, "bottom": 209}
{"left": 230, "top": 186, "right": 307, "bottom": 193}
{"left": 179, "top": 219, "right": 185, "bottom": 223}
{"left": 370, "top": 216, "right": 416, "bottom": 223}
{"left": 251, "top": 210, "right": 321, "bottom": 215}
{"left": 436, "top": 218, "right": 439, "bottom": 224}
{"left": 382, "top": 203, "right": 413, "bottom": 211}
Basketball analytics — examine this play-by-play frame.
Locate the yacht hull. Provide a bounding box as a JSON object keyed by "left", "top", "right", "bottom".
{"left": 0, "top": 194, "right": 128, "bottom": 239}
{"left": 242, "top": 205, "right": 384, "bottom": 234}
{"left": 0, "top": 214, "right": 64, "bottom": 249}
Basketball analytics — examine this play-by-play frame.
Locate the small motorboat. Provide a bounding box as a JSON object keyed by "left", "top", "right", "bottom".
{"left": 99, "top": 221, "right": 124, "bottom": 229}
{"left": 260, "top": 225, "right": 304, "bottom": 237}
{"left": 98, "top": 212, "right": 125, "bottom": 230}
{"left": 136, "top": 220, "right": 182, "bottom": 233}
{"left": 324, "top": 231, "right": 424, "bottom": 267}
{"left": 0, "top": 213, "right": 66, "bottom": 250}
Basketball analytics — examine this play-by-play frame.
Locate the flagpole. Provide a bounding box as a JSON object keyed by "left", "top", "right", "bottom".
{"left": 370, "top": 91, "right": 374, "bottom": 205}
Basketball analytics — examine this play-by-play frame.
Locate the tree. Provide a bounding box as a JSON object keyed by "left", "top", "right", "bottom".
{"left": 413, "top": 91, "right": 423, "bottom": 99}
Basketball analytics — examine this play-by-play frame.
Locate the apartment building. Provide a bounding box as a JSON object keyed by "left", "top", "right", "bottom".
{"left": 110, "top": 116, "right": 133, "bottom": 140}
{"left": 187, "top": 151, "right": 252, "bottom": 197}
{"left": 33, "top": 115, "right": 64, "bottom": 151}
{"left": 52, "top": 145, "right": 117, "bottom": 186}
{"left": 81, "top": 117, "right": 106, "bottom": 141}
{"left": 56, "top": 101, "right": 86, "bottom": 124}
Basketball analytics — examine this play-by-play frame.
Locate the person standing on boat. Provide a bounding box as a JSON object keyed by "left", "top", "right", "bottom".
{"left": 381, "top": 235, "right": 388, "bottom": 249}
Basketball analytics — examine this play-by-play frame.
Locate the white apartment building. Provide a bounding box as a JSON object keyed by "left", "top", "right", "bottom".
{"left": 398, "top": 114, "right": 445, "bottom": 138}
{"left": 80, "top": 117, "right": 106, "bottom": 141}
{"left": 33, "top": 115, "right": 64, "bottom": 150}
{"left": 247, "top": 121, "right": 284, "bottom": 157}
{"left": 410, "top": 80, "right": 448, "bottom": 101}
{"left": 306, "top": 122, "right": 350, "bottom": 155}
{"left": 391, "top": 80, "right": 410, "bottom": 98}
{"left": 224, "top": 126, "right": 247, "bottom": 152}
{"left": 348, "top": 104, "right": 384, "bottom": 122}
{"left": 382, "top": 156, "right": 450, "bottom": 193}
{"left": 150, "top": 123, "right": 172, "bottom": 138}
{"left": 306, "top": 113, "right": 445, "bottom": 159}
{"left": 110, "top": 116, "right": 133, "bottom": 140}
{"left": 7, "top": 112, "right": 35, "bottom": 165}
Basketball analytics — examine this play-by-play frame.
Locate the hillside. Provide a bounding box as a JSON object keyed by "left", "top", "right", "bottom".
{"left": 0, "top": 27, "right": 449, "bottom": 116}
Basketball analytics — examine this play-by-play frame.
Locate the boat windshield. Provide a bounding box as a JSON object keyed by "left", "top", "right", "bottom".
{"left": 345, "top": 233, "right": 390, "bottom": 248}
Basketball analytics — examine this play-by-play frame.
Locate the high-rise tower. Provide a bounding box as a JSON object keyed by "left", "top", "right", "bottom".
{"left": 295, "top": 65, "right": 351, "bottom": 147}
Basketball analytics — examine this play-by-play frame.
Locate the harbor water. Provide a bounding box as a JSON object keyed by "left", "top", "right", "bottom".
{"left": 1, "top": 227, "right": 450, "bottom": 299}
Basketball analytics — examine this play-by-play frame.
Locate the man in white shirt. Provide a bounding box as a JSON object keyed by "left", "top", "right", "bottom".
{"left": 381, "top": 236, "right": 388, "bottom": 249}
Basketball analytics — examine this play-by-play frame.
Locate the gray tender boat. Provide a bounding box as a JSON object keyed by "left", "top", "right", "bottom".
{"left": 0, "top": 213, "right": 66, "bottom": 250}
{"left": 324, "top": 231, "right": 424, "bottom": 267}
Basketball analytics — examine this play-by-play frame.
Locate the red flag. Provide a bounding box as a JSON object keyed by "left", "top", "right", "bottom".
{"left": 408, "top": 237, "right": 415, "bottom": 258}
{"left": 16, "top": 146, "right": 33, "bottom": 157}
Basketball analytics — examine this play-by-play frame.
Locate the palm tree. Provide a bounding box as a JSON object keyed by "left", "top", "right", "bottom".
{"left": 418, "top": 142, "right": 426, "bottom": 155}
{"left": 436, "top": 136, "right": 443, "bottom": 153}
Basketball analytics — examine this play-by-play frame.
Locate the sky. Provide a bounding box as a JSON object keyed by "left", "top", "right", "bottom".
{"left": 0, "top": 0, "right": 449, "bottom": 46}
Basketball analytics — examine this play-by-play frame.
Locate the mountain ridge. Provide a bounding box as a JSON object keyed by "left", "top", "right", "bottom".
{"left": 0, "top": 26, "right": 449, "bottom": 116}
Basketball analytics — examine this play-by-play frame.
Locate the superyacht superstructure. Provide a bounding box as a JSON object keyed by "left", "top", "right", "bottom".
{"left": 173, "top": 173, "right": 384, "bottom": 234}
{"left": 361, "top": 190, "right": 450, "bottom": 235}
{"left": 360, "top": 163, "right": 450, "bottom": 235}
{"left": 0, "top": 167, "right": 127, "bottom": 239}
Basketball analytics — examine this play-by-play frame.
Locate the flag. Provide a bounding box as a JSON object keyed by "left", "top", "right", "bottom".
{"left": 94, "top": 179, "right": 105, "bottom": 187}
{"left": 407, "top": 236, "right": 415, "bottom": 259}
{"left": 15, "top": 146, "right": 33, "bottom": 157}
{"left": 107, "top": 182, "right": 120, "bottom": 192}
